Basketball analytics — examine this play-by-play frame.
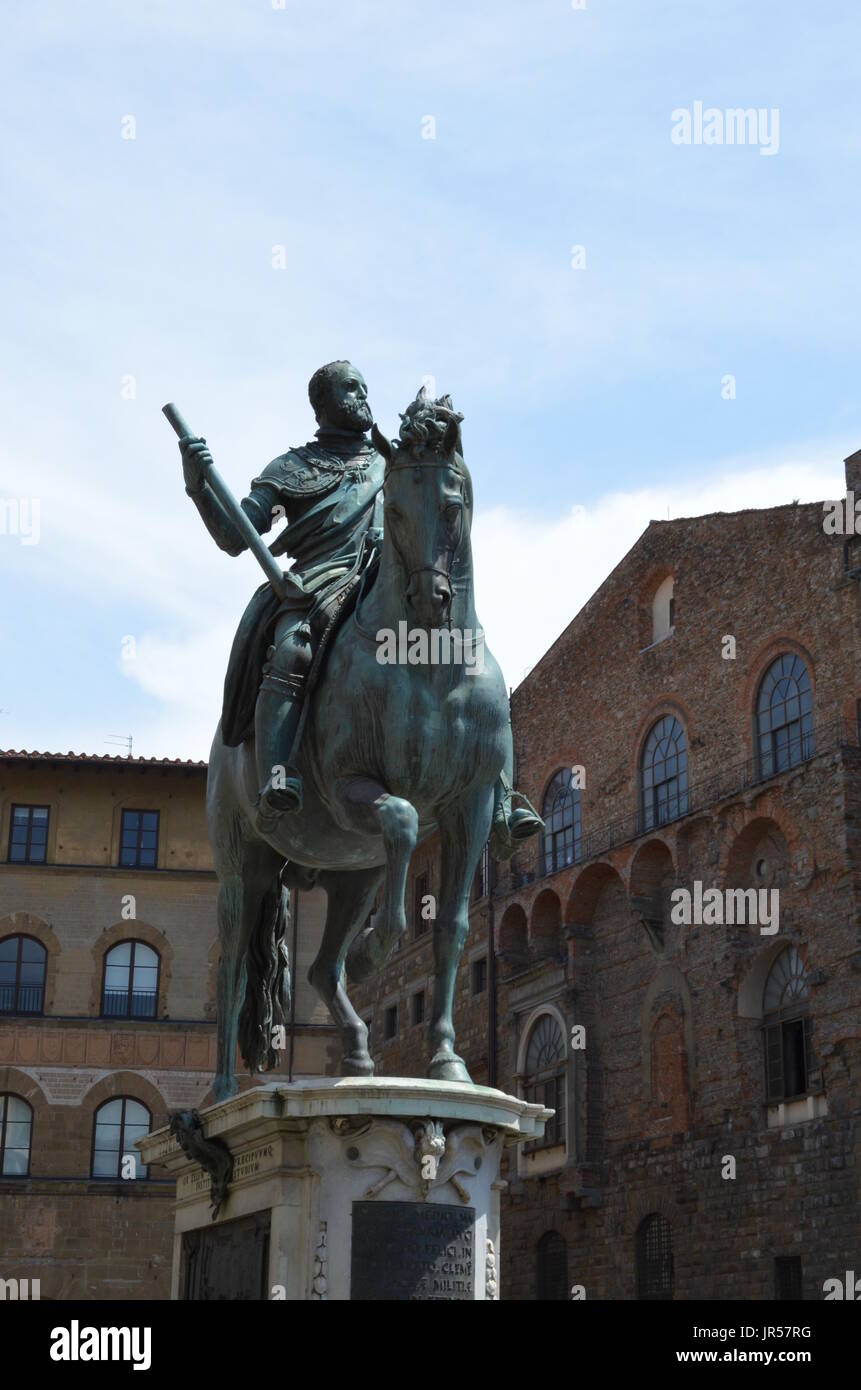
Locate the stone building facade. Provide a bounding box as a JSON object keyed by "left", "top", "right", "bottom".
{"left": 352, "top": 450, "right": 861, "bottom": 1300}
{"left": 0, "top": 751, "right": 333, "bottom": 1299}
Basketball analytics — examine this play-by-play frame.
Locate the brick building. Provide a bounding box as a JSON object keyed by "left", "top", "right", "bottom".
{"left": 0, "top": 751, "right": 333, "bottom": 1299}
{"left": 352, "top": 449, "right": 861, "bottom": 1300}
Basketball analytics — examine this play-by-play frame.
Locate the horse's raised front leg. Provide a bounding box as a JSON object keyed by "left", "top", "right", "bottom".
{"left": 309, "top": 866, "right": 384, "bottom": 1076}
{"left": 428, "top": 787, "right": 495, "bottom": 1083}
{"left": 336, "top": 776, "right": 418, "bottom": 985}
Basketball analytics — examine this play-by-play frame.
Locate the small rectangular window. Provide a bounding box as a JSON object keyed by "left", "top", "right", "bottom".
{"left": 384, "top": 1004, "right": 398, "bottom": 1040}
{"left": 775, "top": 1256, "right": 803, "bottom": 1300}
{"left": 471, "top": 957, "right": 487, "bottom": 996}
{"left": 7, "top": 806, "right": 49, "bottom": 865}
{"left": 119, "top": 810, "right": 159, "bottom": 869}
{"left": 414, "top": 871, "right": 430, "bottom": 936}
{"left": 411, "top": 990, "right": 425, "bottom": 1026}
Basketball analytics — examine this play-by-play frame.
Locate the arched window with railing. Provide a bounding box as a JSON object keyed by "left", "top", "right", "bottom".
{"left": 540, "top": 770, "right": 582, "bottom": 875}
{"left": 101, "top": 941, "right": 159, "bottom": 1019}
{"left": 756, "top": 654, "right": 813, "bottom": 779}
{"left": 0, "top": 936, "right": 46, "bottom": 1015}
{"left": 640, "top": 716, "right": 688, "bottom": 831}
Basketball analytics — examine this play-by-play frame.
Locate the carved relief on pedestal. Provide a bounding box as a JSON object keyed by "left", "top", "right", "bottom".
{"left": 311, "top": 1221, "right": 328, "bottom": 1300}
{"left": 485, "top": 1238, "right": 498, "bottom": 1300}
{"left": 335, "top": 1115, "right": 501, "bottom": 1205}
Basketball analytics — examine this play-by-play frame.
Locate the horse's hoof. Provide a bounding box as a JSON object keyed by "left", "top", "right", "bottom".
{"left": 428, "top": 1051, "right": 472, "bottom": 1084}
{"left": 340, "top": 1053, "right": 375, "bottom": 1078}
{"left": 212, "top": 1076, "right": 238, "bottom": 1102}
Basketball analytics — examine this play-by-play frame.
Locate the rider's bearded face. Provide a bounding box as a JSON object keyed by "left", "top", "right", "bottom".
{"left": 323, "top": 367, "right": 373, "bottom": 433}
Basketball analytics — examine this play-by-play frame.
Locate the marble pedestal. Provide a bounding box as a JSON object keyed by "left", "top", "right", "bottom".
{"left": 138, "top": 1077, "right": 550, "bottom": 1301}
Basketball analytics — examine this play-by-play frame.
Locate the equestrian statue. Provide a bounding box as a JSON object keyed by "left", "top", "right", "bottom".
{"left": 167, "top": 361, "right": 543, "bottom": 1100}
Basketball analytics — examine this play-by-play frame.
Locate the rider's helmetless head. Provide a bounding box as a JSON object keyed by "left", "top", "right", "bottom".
{"left": 308, "top": 361, "right": 372, "bottom": 435}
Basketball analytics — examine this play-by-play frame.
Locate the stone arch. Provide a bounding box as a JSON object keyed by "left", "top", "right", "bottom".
{"left": 89, "top": 919, "right": 173, "bottom": 1018}
{"left": 0, "top": 912, "right": 61, "bottom": 1015}
{"left": 498, "top": 903, "right": 528, "bottom": 963}
{"left": 530, "top": 889, "right": 562, "bottom": 956}
{"left": 566, "top": 861, "right": 624, "bottom": 927}
{"left": 641, "top": 964, "right": 695, "bottom": 1100}
{"left": 629, "top": 840, "right": 677, "bottom": 954}
{"left": 0, "top": 1066, "right": 48, "bottom": 1112}
{"left": 723, "top": 815, "right": 792, "bottom": 890}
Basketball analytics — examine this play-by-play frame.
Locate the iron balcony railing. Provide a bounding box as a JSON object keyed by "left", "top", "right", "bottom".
{"left": 496, "top": 715, "right": 858, "bottom": 896}
{"left": 101, "top": 989, "right": 158, "bottom": 1019}
{"left": 0, "top": 984, "right": 44, "bottom": 1015}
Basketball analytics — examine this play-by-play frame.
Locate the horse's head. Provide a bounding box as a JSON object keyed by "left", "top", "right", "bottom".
{"left": 371, "top": 386, "right": 469, "bottom": 628}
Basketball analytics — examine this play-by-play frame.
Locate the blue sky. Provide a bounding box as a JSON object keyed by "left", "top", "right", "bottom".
{"left": 0, "top": 1, "right": 857, "bottom": 758}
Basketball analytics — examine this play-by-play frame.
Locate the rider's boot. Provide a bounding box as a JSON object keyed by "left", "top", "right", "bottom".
{"left": 488, "top": 769, "right": 545, "bottom": 862}
{"left": 254, "top": 632, "right": 310, "bottom": 832}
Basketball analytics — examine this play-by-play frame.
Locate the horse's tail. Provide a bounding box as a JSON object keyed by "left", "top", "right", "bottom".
{"left": 237, "top": 871, "right": 292, "bottom": 1076}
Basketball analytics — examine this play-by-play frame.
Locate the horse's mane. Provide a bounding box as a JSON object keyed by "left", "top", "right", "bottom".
{"left": 397, "top": 387, "right": 464, "bottom": 461}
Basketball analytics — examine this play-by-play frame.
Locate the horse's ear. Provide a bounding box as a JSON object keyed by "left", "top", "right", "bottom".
{"left": 416, "top": 383, "right": 430, "bottom": 402}
{"left": 371, "top": 422, "right": 394, "bottom": 464}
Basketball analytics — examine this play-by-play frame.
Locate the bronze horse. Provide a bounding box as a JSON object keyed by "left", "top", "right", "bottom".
{"left": 207, "top": 391, "right": 516, "bottom": 1099}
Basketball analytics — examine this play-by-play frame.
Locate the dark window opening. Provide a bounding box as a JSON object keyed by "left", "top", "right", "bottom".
{"left": 523, "top": 1015, "right": 566, "bottom": 1152}
{"left": 91, "top": 1097, "right": 151, "bottom": 1180}
{"left": 411, "top": 990, "right": 425, "bottom": 1026}
{"left": 384, "top": 1004, "right": 398, "bottom": 1040}
{"left": 755, "top": 654, "right": 813, "bottom": 779}
{"left": 0, "top": 1094, "right": 33, "bottom": 1176}
{"left": 536, "top": 1231, "right": 569, "bottom": 1301}
{"left": 0, "top": 936, "right": 46, "bottom": 1015}
{"left": 775, "top": 1256, "right": 803, "bottom": 1300}
{"left": 640, "top": 717, "right": 688, "bottom": 832}
{"left": 471, "top": 956, "right": 487, "bottom": 996}
{"left": 101, "top": 940, "right": 160, "bottom": 1019}
{"left": 7, "top": 805, "right": 49, "bottom": 864}
{"left": 540, "top": 771, "right": 582, "bottom": 875}
{"left": 636, "top": 1213, "right": 674, "bottom": 1300}
{"left": 119, "top": 810, "right": 159, "bottom": 869}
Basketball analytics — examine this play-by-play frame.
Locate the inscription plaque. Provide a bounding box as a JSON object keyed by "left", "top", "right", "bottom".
{"left": 182, "top": 1209, "right": 270, "bottom": 1300}
{"left": 350, "top": 1201, "right": 475, "bottom": 1301}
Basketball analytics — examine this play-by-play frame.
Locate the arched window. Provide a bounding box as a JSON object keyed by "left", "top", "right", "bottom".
{"left": 756, "top": 654, "right": 813, "bottom": 778}
{"left": 536, "top": 1231, "right": 569, "bottom": 1300}
{"left": 91, "top": 1098, "right": 151, "bottom": 1180}
{"left": 652, "top": 576, "right": 675, "bottom": 643}
{"left": 640, "top": 716, "right": 688, "bottom": 831}
{"left": 101, "top": 941, "right": 159, "bottom": 1019}
{"left": 541, "top": 771, "right": 582, "bottom": 875}
{"left": 0, "top": 1094, "right": 33, "bottom": 1176}
{"left": 763, "top": 947, "right": 812, "bottom": 1102}
{"left": 523, "top": 1014, "right": 566, "bottom": 1151}
{"left": 636, "top": 1213, "right": 673, "bottom": 1300}
{"left": 0, "top": 936, "right": 46, "bottom": 1015}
